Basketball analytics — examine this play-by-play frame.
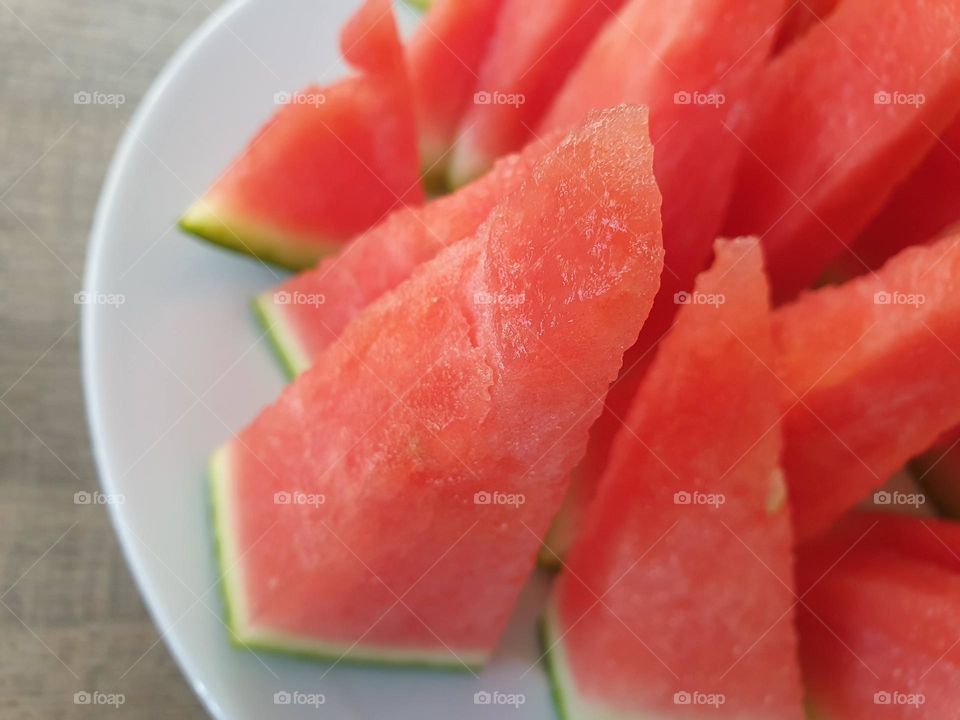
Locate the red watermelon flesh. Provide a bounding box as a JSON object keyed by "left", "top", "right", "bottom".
{"left": 724, "top": 0, "right": 960, "bottom": 303}
{"left": 406, "top": 0, "right": 506, "bottom": 175}
{"left": 257, "top": 132, "right": 556, "bottom": 377}
{"left": 544, "top": 238, "right": 805, "bottom": 719}
{"left": 798, "top": 537, "right": 960, "bottom": 718}
{"left": 772, "top": 0, "right": 839, "bottom": 54}
{"left": 538, "top": 0, "right": 786, "bottom": 564}
{"left": 800, "top": 512, "right": 960, "bottom": 579}
{"left": 775, "top": 233, "right": 960, "bottom": 542}
{"left": 446, "top": 0, "right": 627, "bottom": 187}
{"left": 179, "top": 0, "right": 423, "bottom": 270}
{"left": 847, "top": 115, "right": 960, "bottom": 274}
{"left": 213, "top": 106, "right": 664, "bottom": 665}
{"left": 910, "top": 426, "right": 960, "bottom": 517}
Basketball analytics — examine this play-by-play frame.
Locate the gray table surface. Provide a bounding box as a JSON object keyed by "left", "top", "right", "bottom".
{"left": 1, "top": 1, "right": 226, "bottom": 717}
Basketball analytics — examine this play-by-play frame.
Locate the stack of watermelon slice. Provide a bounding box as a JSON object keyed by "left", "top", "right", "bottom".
{"left": 178, "top": 0, "right": 960, "bottom": 715}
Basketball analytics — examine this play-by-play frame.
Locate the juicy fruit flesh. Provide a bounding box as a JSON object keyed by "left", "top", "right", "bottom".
{"left": 547, "top": 239, "right": 804, "bottom": 719}
{"left": 538, "top": 0, "right": 786, "bottom": 565}
{"left": 216, "top": 107, "right": 664, "bottom": 664}
{"left": 259, "top": 134, "right": 556, "bottom": 376}
{"left": 799, "top": 523, "right": 960, "bottom": 719}
{"left": 406, "top": 0, "right": 505, "bottom": 170}
{"left": 447, "top": 0, "right": 627, "bottom": 186}
{"left": 776, "top": 233, "right": 960, "bottom": 541}
{"left": 181, "top": 0, "right": 422, "bottom": 268}
{"left": 724, "top": 0, "right": 960, "bottom": 302}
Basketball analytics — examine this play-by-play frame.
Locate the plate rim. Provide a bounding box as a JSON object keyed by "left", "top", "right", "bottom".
{"left": 81, "top": 1, "right": 254, "bottom": 717}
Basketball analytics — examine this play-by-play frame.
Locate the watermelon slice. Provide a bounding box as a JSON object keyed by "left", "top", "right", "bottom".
{"left": 776, "top": 232, "right": 960, "bottom": 542}
{"left": 724, "top": 0, "right": 960, "bottom": 302}
{"left": 544, "top": 238, "right": 805, "bottom": 719}
{"left": 911, "top": 427, "right": 960, "bottom": 517}
{"left": 213, "top": 106, "right": 664, "bottom": 665}
{"left": 849, "top": 115, "right": 960, "bottom": 274}
{"left": 772, "top": 0, "right": 839, "bottom": 53}
{"left": 257, "top": 132, "right": 557, "bottom": 377}
{"left": 406, "top": 0, "right": 505, "bottom": 180}
{"left": 538, "top": 0, "right": 785, "bottom": 564}
{"left": 798, "top": 521, "right": 960, "bottom": 718}
{"left": 180, "top": 0, "right": 423, "bottom": 269}
{"left": 446, "top": 0, "right": 626, "bottom": 187}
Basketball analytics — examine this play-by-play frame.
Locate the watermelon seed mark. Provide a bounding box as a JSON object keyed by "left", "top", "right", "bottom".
{"left": 719, "top": 319, "right": 883, "bottom": 483}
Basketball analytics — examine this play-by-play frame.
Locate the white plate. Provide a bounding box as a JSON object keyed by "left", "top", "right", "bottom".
{"left": 82, "top": 1, "right": 555, "bottom": 717}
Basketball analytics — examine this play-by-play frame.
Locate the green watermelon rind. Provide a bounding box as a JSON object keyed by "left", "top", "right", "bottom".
{"left": 540, "top": 606, "right": 639, "bottom": 720}
{"left": 403, "top": 0, "right": 434, "bottom": 12}
{"left": 179, "top": 202, "right": 338, "bottom": 272}
{"left": 251, "top": 293, "right": 310, "bottom": 380}
{"left": 209, "top": 445, "right": 486, "bottom": 672}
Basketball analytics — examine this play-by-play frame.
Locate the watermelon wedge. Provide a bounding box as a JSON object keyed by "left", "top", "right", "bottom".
{"left": 446, "top": 0, "right": 626, "bottom": 187}
{"left": 776, "top": 232, "right": 960, "bottom": 542}
{"left": 213, "top": 106, "right": 664, "bottom": 666}
{"left": 544, "top": 238, "right": 805, "bottom": 719}
{"left": 180, "top": 0, "right": 423, "bottom": 269}
{"left": 911, "top": 427, "right": 960, "bottom": 517}
{"left": 849, "top": 115, "right": 960, "bottom": 274}
{"left": 537, "top": 0, "right": 786, "bottom": 564}
{"left": 406, "top": 0, "right": 505, "bottom": 180}
{"left": 724, "top": 0, "right": 960, "bottom": 302}
{"left": 257, "top": 132, "right": 557, "bottom": 377}
{"left": 798, "top": 520, "right": 960, "bottom": 718}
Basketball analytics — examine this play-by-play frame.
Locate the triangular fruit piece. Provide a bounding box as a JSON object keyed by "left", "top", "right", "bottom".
{"left": 180, "top": 0, "right": 423, "bottom": 269}
{"left": 724, "top": 0, "right": 960, "bottom": 302}
{"left": 544, "top": 238, "right": 805, "bottom": 719}
{"left": 213, "top": 106, "right": 664, "bottom": 666}
{"left": 798, "top": 517, "right": 960, "bottom": 718}
{"left": 911, "top": 427, "right": 960, "bottom": 516}
{"left": 446, "top": 0, "right": 627, "bottom": 187}
{"left": 257, "top": 132, "right": 556, "bottom": 377}
{"left": 538, "top": 0, "right": 785, "bottom": 565}
{"left": 406, "top": 0, "right": 506, "bottom": 180}
{"left": 776, "top": 232, "right": 960, "bottom": 542}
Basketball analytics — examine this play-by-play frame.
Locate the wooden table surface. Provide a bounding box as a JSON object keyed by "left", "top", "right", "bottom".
{"left": 1, "top": 1, "right": 224, "bottom": 717}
